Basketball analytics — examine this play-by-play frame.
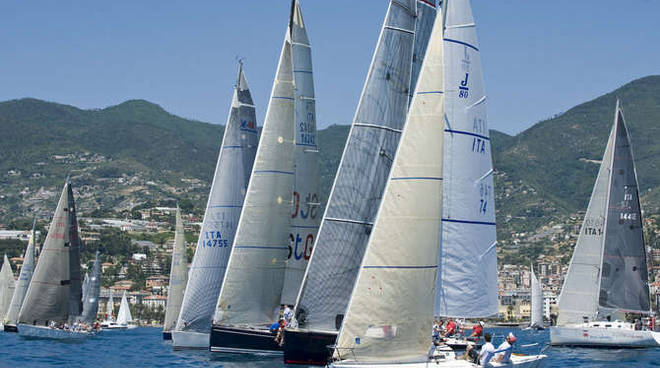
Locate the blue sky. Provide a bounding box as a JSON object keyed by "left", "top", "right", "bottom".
{"left": 2, "top": 1, "right": 659, "bottom": 134}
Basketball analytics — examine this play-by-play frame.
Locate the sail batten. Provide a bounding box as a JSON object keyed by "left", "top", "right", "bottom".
{"left": 294, "top": 0, "right": 436, "bottom": 333}
{"left": 175, "top": 62, "right": 258, "bottom": 334}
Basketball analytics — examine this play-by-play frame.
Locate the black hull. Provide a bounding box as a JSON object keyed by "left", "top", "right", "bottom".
{"left": 283, "top": 329, "right": 338, "bottom": 366}
{"left": 4, "top": 324, "right": 18, "bottom": 333}
{"left": 210, "top": 324, "right": 282, "bottom": 355}
{"left": 162, "top": 331, "right": 172, "bottom": 340}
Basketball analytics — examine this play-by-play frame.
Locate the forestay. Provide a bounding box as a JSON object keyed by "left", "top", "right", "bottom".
{"left": 5, "top": 228, "right": 35, "bottom": 325}
{"left": 164, "top": 207, "right": 188, "bottom": 332}
{"left": 294, "top": 0, "right": 436, "bottom": 333}
{"left": 281, "top": 0, "right": 321, "bottom": 306}
{"left": 81, "top": 250, "right": 101, "bottom": 323}
{"left": 530, "top": 263, "right": 543, "bottom": 327}
{"left": 214, "top": 29, "right": 295, "bottom": 326}
{"left": 435, "top": 0, "right": 498, "bottom": 318}
{"left": 176, "top": 63, "right": 258, "bottom": 333}
{"left": 334, "top": 10, "right": 445, "bottom": 362}
{"left": 598, "top": 104, "right": 650, "bottom": 314}
{"left": 0, "top": 255, "right": 16, "bottom": 319}
{"left": 19, "top": 181, "right": 83, "bottom": 325}
{"left": 557, "top": 117, "right": 615, "bottom": 325}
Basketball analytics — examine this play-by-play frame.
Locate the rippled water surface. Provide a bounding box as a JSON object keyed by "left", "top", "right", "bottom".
{"left": 2, "top": 327, "right": 660, "bottom": 367}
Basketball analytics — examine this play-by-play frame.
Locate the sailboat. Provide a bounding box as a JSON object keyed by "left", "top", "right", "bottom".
{"left": 4, "top": 221, "right": 36, "bottom": 332}
{"left": 283, "top": 0, "right": 436, "bottom": 365}
{"left": 527, "top": 264, "right": 544, "bottom": 330}
{"left": 209, "top": 1, "right": 301, "bottom": 355}
{"left": 328, "top": 4, "right": 545, "bottom": 367}
{"left": 0, "top": 254, "right": 17, "bottom": 329}
{"left": 163, "top": 206, "right": 188, "bottom": 340}
{"left": 172, "top": 61, "right": 259, "bottom": 349}
{"left": 17, "top": 179, "right": 94, "bottom": 339}
{"left": 101, "top": 292, "right": 115, "bottom": 328}
{"left": 80, "top": 250, "right": 101, "bottom": 324}
{"left": 550, "top": 101, "right": 658, "bottom": 348}
{"left": 117, "top": 291, "right": 137, "bottom": 329}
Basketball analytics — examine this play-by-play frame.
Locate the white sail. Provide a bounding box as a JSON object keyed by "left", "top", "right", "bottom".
{"left": 175, "top": 62, "right": 259, "bottom": 333}
{"left": 557, "top": 122, "right": 615, "bottom": 325}
{"left": 214, "top": 28, "right": 296, "bottom": 327}
{"left": 294, "top": 0, "right": 436, "bottom": 333}
{"left": 530, "top": 263, "right": 543, "bottom": 328}
{"left": 0, "top": 254, "right": 16, "bottom": 320}
{"left": 334, "top": 10, "right": 445, "bottom": 362}
{"left": 117, "top": 291, "right": 133, "bottom": 325}
{"left": 164, "top": 207, "right": 188, "bottom": 332}
{"left": 435, "top": 0, "right": 498, "bottom": 318}
{"left": 5, "top": 228, "right": 36, "bottom": 325}
{"left": 280, "top": 0, "right": 321, "bottom": 306}
{"left": 19, "top": 180, "right": 83, "bottom": 325}
{"left": 80, "top": 250, "right": 101, "bottom": 323}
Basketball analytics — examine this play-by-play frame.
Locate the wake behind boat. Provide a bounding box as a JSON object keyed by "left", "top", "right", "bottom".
{"left": 17, "top": 179, "right": 97, "bottom": 340}
{"left": 550, "top": 101, "right": 657, "bottom": 348}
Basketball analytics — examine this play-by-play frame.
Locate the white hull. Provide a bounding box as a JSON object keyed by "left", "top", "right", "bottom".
{"left": 18, "top": 324, "right": 95, "bottom": 340}
{"left": 330, "top": 354, "right": 546, "bottom": 368}
{"left": 550, "top": 326, "right": 658, "bottom": 348}
{"left": 171, "top": 330, "right": 209, "bottom": 349}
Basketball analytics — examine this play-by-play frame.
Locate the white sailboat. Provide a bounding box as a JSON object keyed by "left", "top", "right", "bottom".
{"left": 117, "top": 291, "right": 137, "bottom": 329}
{"left": 4, "top": 221, "right": 36, "bottom": 332}
{"left": 18, "top": 179, "right": 94, "bottom": 339}
{"left": 210, "top": 2, "right": 298, "bottom": 355}
{"left": 329, "top": 5, "right": 545, "bottom": 367}
{"left": 0, "top": 254, "right": 17, "bottom": 329}
{"left": 550, "top": 101, "right": 658, "bottom": 348}
{"left": 527, "top": 264, "right": 544, "bottom": 330}
{"left": 101, "top": 292, "right": 115, "bottom": 327}
{"left": 283, "top": 0, "right": 436, "bottom": 364}
{"left": 80, "top": 250, "right": 101, "bottom": 324}
{"left": 172, "top": 60, "right": 259, "bottom": 349}
{"left": 163, "top": 206, "right": 188, "bottom": 340}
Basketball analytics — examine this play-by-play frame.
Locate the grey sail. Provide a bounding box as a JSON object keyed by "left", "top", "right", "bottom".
{"left": 214, "top": 24, "right": 296, "bottom": 327}
{"left": 0, "top": 254, "right": 16, "bottom": 320}
{"left": 280, "top": 0, "right": 321, "bottom": 306}
{"left": 598, "top": 104, "right": 650, "bottom": 314}
{"left": 80, "top": 250, "right": 101, "bottom": 323}
{"left": 175, "top": 63, "right": 259, "bottom": 333}
{"left": 81, "top": 273, "right": 89, "bottom": 311}
{"left": 164, "top": 207, "right": 188, "bottom": 332}
{"left": 530, "top": 263, "right": 543, "bottom": 327}
{"left": 293, "top": 0, "right": 436, "bottom": 333}
{"left": 19, "top": 180, "right": 83, "bottom": 325}
{"left": 5, "top": 226, "right": 36, "bottom": 325}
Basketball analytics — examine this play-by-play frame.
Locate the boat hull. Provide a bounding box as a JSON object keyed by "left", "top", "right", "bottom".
{"left": 171, "top": 330, "right": 209, "bottom": 349}
{"left": 330, "top": 354, "right": 546, "bottom": 368}
{"left": 3, "top": 324, "right": 18, "bottom": 333}
{"left": 550, "top": 326, "right": 658, "bottom": 348}
{"left": 283, "top": 329, "right": 337, "bottom": 365}
{"left": 18, "top": 324, "right": 94, "bottom": 340}
{"left": 210, "top": 324, "right": 282, "bottom": 355}
{"left": 163, "top": 331, "right": 172, "bottom": 340}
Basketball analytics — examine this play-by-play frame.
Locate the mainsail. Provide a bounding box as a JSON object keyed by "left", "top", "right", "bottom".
{"left": 294, "top": 0, "right": 436, "bottom": 333}
{"left": 0, "top": 254, "right": 16, "bottom": 320}
{"left": 80, "top": 250, "right": 101, "bottom": 323}
{"left": 214, "top": 21, "right": 296, "bottom": 327}
{"left": 175, "top": 62, "right": 258, "bottom": 333}
{"left": 530, "top": 263, "right": 543, "bottom": 328}
{"left": 19, "top": 180, "right": 83, "bottom": 325}
{"left": 5, "top": 226, "right": 36, "bottom": 325}
{"left": 164, "top": 207, "right": 188, "bottom": 332}
{"left": 334, "top": 10, "right": 445, "bottom": 361}
{"left": 280, "top": 0, "right": 321, "bottom": 306}
{"left": 117, "top": 291, "right": 133, "bottom": 325}
{"left": 435, "top": 0, "right": 498, "bottom": 318}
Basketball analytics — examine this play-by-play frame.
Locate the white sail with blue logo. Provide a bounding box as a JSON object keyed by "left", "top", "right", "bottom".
{"left": 294, "top": 0, "right": 437, "bottom": 333}
{"left": 280, "top": 0, "right": 321, "bottom": 306}
{"left": 333, "top": 9, "right": 445, "bottom": 361}
{"left": 174, "top": 63, "right": 259, "bottom": 337}
{"left": 214, "top": 25, "right": 296, "bottom": 327}
{"left": 4, "top": 224, "right": 36, "bottom": 326}
{"left": 435, "top": 0, "right": 498, "bottom": 318}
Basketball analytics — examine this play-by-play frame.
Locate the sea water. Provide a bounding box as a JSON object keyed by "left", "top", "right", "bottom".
{"left": 1, "top": 327, "right": 659, "bottom": 367}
